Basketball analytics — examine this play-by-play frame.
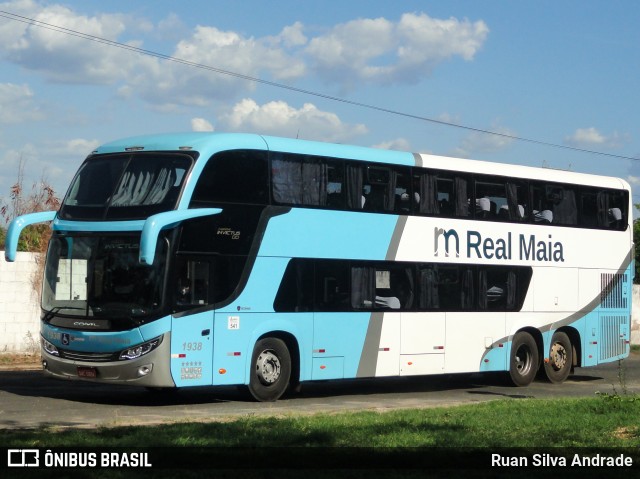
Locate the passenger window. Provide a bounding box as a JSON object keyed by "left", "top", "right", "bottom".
{"left": 531, "top": 184, "right": 553, "bottom": 224}
{"left": 436, "top": 176, "right": 455, "bottom": 217}
{"left": 547, "top": 185, "right": 577, "bottom": 225}
{"left": 606, "top": 192, "right": 627, "bottom": 230}
{"left": 456, "top": 177, "right": 472, "bottom": 218}
{"left": 315, "top": 261, "right": 350, "bottom": 311}
{"left": 361, "top": 166, "right": 411, "bottom": 213}
{"left": 413, "top": 171, "right": 438, "bottom": 215}
{"left": 326, "top": 160, "right": 346, "bottom": 209}
{"left": 475, "top": 180, "right": 528, "bottom": 222}
{"left": 475, "top": 181, "right": 507, "bottom": 220}
{"left": 375, "top": 266, "right": 413, "bottom": 309}
{"left": 272, "top": 154, "right": 328, "bottom": 206}
{"left": 478, "top": 268, "right": 513, "bottom": 311}
{"left": 351, "top": 264, "right": 414, "bottom": 310}
{"left": 192, "top": 150, "right": 268, "bottom": 206}
{"left": 273, "top": 259, "right": 314, "bottom": 312}
{"left": 580, "top": 190, "right": 600, "bottom": 227}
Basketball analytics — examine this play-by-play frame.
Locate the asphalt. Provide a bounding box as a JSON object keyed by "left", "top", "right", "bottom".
{"left": 0, "top": 354, "right": 638, "bottom": 430}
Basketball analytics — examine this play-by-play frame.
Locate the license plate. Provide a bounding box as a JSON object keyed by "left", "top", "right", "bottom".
{"left": 77, "top": 367, "right": 97, "bottom": 378}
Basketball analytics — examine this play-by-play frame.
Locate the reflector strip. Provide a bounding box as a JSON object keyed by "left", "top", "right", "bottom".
{"left": 171, "top": 354, "right": 187, "bottom": 359}
{"left": 227, "top": 352, "right": 242, "bottom": 356}
{"left": 313, "top": 349, "right": 326, "bottom": 354}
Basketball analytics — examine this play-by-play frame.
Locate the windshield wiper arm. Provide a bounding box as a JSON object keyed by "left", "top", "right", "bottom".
{"left": 42, "top": 306, "right": 85, "bottom": 322}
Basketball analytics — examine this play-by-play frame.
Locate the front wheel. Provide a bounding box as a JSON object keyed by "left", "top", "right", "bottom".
{"left": 543, "top": 331, "right": 572, "bottom": 383}
{"left": 508, "top": 332, "right": 539, "bottom": 387}
{"left": 248, "top": 338, "right": 291, "bottom": 402}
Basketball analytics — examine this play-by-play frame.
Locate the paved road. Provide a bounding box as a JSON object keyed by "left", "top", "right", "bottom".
{"left": 1, "top": 355, "right": 638, "bottom": 430}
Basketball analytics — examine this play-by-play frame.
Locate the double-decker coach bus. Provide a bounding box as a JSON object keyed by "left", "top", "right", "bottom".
{"left": 4, "top": 133, "right": 632, "bottom": 401}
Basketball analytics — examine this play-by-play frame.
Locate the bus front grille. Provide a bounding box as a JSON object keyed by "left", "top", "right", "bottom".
{"left": 58, "top": 349, "right": 120, "bottom": 362}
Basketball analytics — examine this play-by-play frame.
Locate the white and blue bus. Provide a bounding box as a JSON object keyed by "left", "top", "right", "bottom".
{"left": 4, "top": 133, "right": 633, "bottom": 401}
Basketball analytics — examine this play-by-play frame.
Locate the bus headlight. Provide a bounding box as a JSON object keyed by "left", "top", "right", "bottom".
{"left": 119, "top": 336, "right": 162, "bottom": 361}
{"left": 42, "top": 338, "right": 59, "bottom": 356}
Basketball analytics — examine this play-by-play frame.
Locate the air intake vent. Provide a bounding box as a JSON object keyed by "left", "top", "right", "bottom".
{"left": 600, "top": 273, "right": 628, "bottom": 309}
{"left": 59, "top": 349, "right": 119, "bottom": 362}
{"left": 599, "top": 314, "right": 627, "bottom": 361}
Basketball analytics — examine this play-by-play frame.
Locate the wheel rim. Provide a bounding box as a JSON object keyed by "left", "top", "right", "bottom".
{"left": 550, "top": 342, "right": 568, "bottom": 371}
{"left": 514, "top": 344, "right": 533, "bottom": 376}
{"left": 256, "top": 349, "right": 281, "bottom": 385}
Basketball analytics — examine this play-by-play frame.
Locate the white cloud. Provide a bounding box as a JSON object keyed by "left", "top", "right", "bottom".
{"left": 218, "top": 98, "right": 367, "bottom": 142}
{"left": 270, "top": 21, "right": 307, "bottom": 48}
{"left": 0, "top": 1, "right": 134, "bottom": 84}
{"left": 0, "top": 4, "right": 488, "bottom": 108}
{"left": 306, "top": 12, "right": 488, "bottom": 87}
{"left": 49, "top": 138, "right": 101, "bottom": 157}
{"left": 564, "top": 127, "right": 626, "bottom": 149}
{"left": 191, "top": 118, "right": 215, "bottom": 132}
{"left": 122, "top": 24, "right": 307, "bottom": 110}
{"left": 372, "top": 138, "right": 412, "bottom": 152}
{"left": 454, "top": 124, "right": 515, "bottom": 158}
{"left": 627, "top": 175, "right": 640, "bottom": 186}
{"left": 0, "top": 83, "right": 44, "bottom": 123}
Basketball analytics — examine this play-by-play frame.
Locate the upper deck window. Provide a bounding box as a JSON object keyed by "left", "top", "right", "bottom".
{"left": 60, "top": 153, "right": 193, "bottom": 220}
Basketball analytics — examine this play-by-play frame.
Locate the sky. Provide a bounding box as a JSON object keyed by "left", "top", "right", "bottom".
{"left": 0, "top": 0, "right": 639, "bottom": 212}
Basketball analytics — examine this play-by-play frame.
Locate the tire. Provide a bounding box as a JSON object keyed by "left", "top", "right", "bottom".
{"left": 543, "top": 331, "right": 572, "bottom": 384}
{"left": 248, "top": 337, "right": 291, "bottom": 402}
{"left": 508, "top": 332, "right": 539, "bottom": 387}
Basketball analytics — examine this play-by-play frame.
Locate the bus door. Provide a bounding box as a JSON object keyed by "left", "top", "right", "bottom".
{"left": 170, "top": 259, "right": 214, "bottom": 387}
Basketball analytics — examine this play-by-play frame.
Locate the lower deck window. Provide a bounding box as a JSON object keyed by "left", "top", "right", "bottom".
{"left": 274, "top": 259, "right": 532, "bottom": 313}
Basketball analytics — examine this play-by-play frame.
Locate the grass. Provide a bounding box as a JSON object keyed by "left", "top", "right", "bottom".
{"left": 2, "top": 350, "right": 639, "bottom": 477}
{"left": 0, "top": 352, "right": 39, "bottom": 366}
{"left": 3, "top": 397, "right": 640, "bottom": 478}
{"left": 2, "top": 396, "right": 640, "bottom": 448}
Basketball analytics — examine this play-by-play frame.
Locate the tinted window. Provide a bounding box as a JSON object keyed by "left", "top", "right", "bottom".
{"left": 274, "top": 259, "right": 531, "bottom": 313}
{"left": 191, "top": 150, "right": 268, "bottom": 206}
{"left": 61, "top": 153, "right": 192, "bottom": 220}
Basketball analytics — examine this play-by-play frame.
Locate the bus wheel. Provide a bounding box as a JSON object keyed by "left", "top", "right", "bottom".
{"left": 508, "top": 332, "right": 539, "bottom": 387}
{"left": 543, "top": 331, "right": 572, "bottom": 383}
{"left": 248, "top": 338, "right": 291, "bottom": 402}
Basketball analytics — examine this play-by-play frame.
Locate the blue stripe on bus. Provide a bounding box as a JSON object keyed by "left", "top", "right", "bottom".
{"left": 257, "top": 209, "right": 400, "bottom": 260}
{"left": 261, "top": 135, "right": 416, "bottom": 166}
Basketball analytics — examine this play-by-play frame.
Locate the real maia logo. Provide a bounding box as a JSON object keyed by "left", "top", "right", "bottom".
{"left": 434, "top": 227, "right": 565, "bottom": 262}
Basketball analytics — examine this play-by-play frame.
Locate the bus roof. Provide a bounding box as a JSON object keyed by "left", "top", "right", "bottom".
{"left": 94, "top": 132, "right": 630, "bottom": 191}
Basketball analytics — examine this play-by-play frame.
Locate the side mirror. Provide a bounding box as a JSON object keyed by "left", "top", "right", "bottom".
{"left": 4, "top": 211, "right": 57, "bottom": 262}
{"left": 139, "top": 208, "right": 222, "bottom": 265}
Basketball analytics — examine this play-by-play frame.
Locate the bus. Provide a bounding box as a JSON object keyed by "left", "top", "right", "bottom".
{"left": 4, "top": 132, "right": 633, "bottom": 401}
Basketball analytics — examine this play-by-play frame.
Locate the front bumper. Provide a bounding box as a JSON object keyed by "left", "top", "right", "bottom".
{"left": 41, "top": 332, "right": 175, "bottom": 388}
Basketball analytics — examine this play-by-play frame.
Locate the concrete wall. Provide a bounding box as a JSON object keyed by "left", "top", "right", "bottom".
{"left": 1, "top": 254, "right": 640, "bottom": 352}
{"left": 0, "top": 252, "right": 41, "bottom": 353}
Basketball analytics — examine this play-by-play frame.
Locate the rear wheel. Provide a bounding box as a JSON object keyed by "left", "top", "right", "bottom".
{"left": 508, "top": 332, "right": 539, "bottom": 386}
{"left": 248, "top": 338, "right": 291, "bottom": 402}
{"left": 543, "top": 331, "right": 572, "bottom": 383}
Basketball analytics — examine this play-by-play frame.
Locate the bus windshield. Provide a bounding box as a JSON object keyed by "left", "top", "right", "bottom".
{"left": 42, "top": 235, "right": 167, "bottom": 319}
{"left": 59, "top": 153, "right": 193, "bottom": 220}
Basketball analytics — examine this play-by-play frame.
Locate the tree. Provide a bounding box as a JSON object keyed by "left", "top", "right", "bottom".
{"left": 0, "top": 161, "right": 60, "bottom": 253}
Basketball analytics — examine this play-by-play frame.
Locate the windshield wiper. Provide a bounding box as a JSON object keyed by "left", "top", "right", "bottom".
{"left": 42, "top": 306, "right": 85, "bottom": 322}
